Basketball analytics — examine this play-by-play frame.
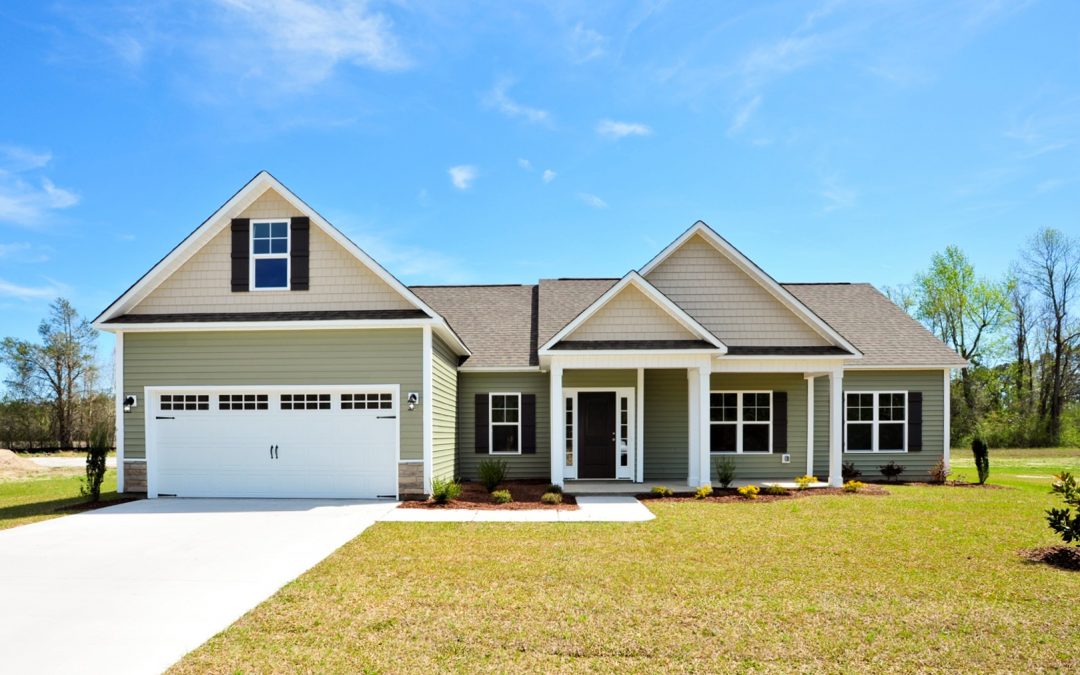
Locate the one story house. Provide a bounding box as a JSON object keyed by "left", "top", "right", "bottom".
{"left": 94, "top": 172, "right": 967, "bottom": 499}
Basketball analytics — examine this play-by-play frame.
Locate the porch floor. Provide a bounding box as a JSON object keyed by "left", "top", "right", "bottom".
{"left": 564, "top": 479, "right": 830, "bottom": 495}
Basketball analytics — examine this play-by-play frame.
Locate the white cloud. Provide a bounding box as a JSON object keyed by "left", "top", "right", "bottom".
{"left": 577, "top": 192, "right": 608, "bottom": 209}
{"left": 728, "top": 95, "right": 762, "bottom": 135}
{"left": 0, "top": 278, "right": 64, "bottom": 301}
{"left": 517, "top": 158, "right": 533, "bottom": 170}
{"left": 0, "top": 146, "right": 51, "bottom": 172}
{"left": 0, "top": 242, "right": 31, "bottom": 258}
{"left": 484, "top": 79, "right": 551, "bottom": 124}
{"left": 0, "top": 146, "right": 79, "bottom": 227}
{"left": 448, "top": 165, "right": 477, "bottom": 190}
{"left": 567, "top": 22, "right": 606, "bottom": 62}
{"left": 821, "top": 176, "right": 856, "bottom": 212}
{"left": 596, "top": 119, "right": 652, "bottom": 139}
{"left": 542, "top": 169, "right": 556, "bottom": 183}
{"left": 340, "top": 223, "right": 473, "bottom": 284}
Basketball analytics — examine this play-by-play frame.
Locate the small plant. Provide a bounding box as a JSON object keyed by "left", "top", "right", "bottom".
{"left": 715, "top": 458, "right": 736, "bottom": 488}
{"left": 843, "top": 480, "right": 866, "bottom": 493}
{"left": 764, "top": 484, "right": 790, "bottom": 496}
{"left": 545, "top": 483, "right": 563, "bottom": 495}
{"left": 80, "top": 423, "right": 111, "bottom": 502}
{"left": 928, "top": 458, "right": 951, "bottom": 485}
{"left": 651, "top": 485, "right": 674, "bottom": 498}
{"left": 491, "top": 489, "right": 513, "bottom": 504}
{"left": 794, "top": 475, "right": 817, "bottom": 491}
{"left": 694, "top": 485, "right": 713, "bottom": 500}
{"left": 541, "top": 491, "right": 563, "bottom": 505}
{"left": 430, "top": 477, "right": 462, "bottom": 504}
{"left": 477, "top": 458, "right": 509, "bottom": 492}
{"left": 842, "top": 461, "right": 862, "bottom": 482}
{"left": 737, "top": 485, "right": 760, "bottom": 500}
{"left": 972, "top": 438, "right": 990, "bottom": 485}
{"left": 1046, "top": 472, "right": 1080, "bottom": 545}
{"left": 879, "top": 461, "right": 906, "bottom": 483}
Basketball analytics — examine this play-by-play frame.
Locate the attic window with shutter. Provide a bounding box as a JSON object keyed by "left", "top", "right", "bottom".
{"left": 251, "top": 220, "right": 290, "bottom": 290}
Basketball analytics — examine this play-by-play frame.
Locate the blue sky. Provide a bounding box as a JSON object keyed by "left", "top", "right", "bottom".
{"left": 1, "top": 1, "right": 1078, "bottom": 361}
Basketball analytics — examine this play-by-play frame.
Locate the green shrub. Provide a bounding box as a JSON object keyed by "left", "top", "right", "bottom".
{"left": 842, "top": 461, "right": 862, "bottom": 482}
{"left": 491, "top": 489, "right": 512, "bottom": 504}
{"left": 430, "top": 477, "right": 462, "bottom": 504}
{"left": 879, "top": 461, "right": 905, "bottom": 483}
{"left": 972, "top": 438, "right": 990, "bottom": 485}
{"left": 843, "top": 480, "right": 866, "bottom": 493}
{"left": 794, "top": 475, "right": 817, "bottom": 490}
{"left": 928, "top": 458, "right": 951, "bottom": 484}
{"left": 477, "top": 458, "right": 509, "bottom": 492}
{"left": 715, "top": 458, "right": 736, "bottom": 488}
{"left": 540, "top": 491, "right": 562, "bottom": 505}
{"left": 651, "top": 486, "right": 674, "bottom": 498}
{"left": 80, "top": 423, "right": 111, "bottom": 501}
{"left": 694, "top": 485, "right": 713, "bottom": 500}
{"left": 764, "top": 484, "right": 790, "bottom": 496}
{"left": 737, "top": 485, "right": 760, "bottom": 500}
{"left": 545, "top": 483, "right": 563, "bottom": 495}
{"left": 1046, "top": 472, "right": 1080, "bottom": 545}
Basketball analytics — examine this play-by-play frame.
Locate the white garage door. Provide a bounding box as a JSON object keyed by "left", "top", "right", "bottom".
{"left": 148, "top": 386, "right": 399, "bottom": 499}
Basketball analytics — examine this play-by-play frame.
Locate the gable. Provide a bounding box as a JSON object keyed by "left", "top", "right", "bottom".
{"left": 566, "top": 284, "right": 696, "bottom": 342}
{"left": 646, "top": 233, "right": 831, "bottom": 347}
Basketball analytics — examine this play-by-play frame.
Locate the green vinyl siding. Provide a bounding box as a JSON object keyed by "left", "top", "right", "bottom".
{"left": 431, "top": 334, "right": 458, "bottom": 482}
{"left": 122, "top": 329, "right": 423, "bottom": 461}
{"left": 457, "top": 372, "right": 550, "bottom": 480}
{"left": 643, "top": 369, "right": 688, "bottom": 480}
{"left": 564, "top": 369, "right": 637, "bottom": 388}
{"left": 708, "top": 372, "right": 807, "bottom": 481}
{"left": 812, "top": 375, "right": 831, "bottom": 477}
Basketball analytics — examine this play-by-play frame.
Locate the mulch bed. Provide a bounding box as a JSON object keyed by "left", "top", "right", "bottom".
{"left": 1019, "top": 545, "right": 1080, "bottom": 571}
{"left": 639, "top": 485, "right": 889, "bottom": 504}
{"left": 400, "top": 480, "right": 578, "bottom": 510}
{"left": 54, "top": 497, "right": 142, "bottom": 514}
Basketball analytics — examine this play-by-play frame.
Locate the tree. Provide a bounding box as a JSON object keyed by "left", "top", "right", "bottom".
{"left": 1, "top": 299, "right": 99, "bottom": 448}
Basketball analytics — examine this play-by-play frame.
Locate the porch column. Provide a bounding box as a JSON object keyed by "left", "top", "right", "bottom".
{"left": 636, "top": 368, "right": 645, "bottom": 482}
{"left": 550, "top": 363, "right": 564, "bottom": 487}
{"left": 698, "top": 365, "right": 711, "bottom": 487}
{"left": 828, "top": 369, "right": 844, "bottom": 487}
{"left": 805, "top": 374, "right": 815, "bottom": 478}
{"left": 687, "top": 368, "right": 700, "bottom": 486}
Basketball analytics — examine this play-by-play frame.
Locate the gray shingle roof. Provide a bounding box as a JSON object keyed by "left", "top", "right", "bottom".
{"left": 411, "top": 285, "right": 537, "bottom": 368}
{"left": 537, "top": 278, "right": 618, "bottom": 347}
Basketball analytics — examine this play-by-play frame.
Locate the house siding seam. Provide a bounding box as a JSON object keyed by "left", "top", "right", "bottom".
{"left": 645, "top": 233, "right": 830, "bottom": 347}
{"left": 566, "top": 285, "right": 696, "bottom": 342}
{"left": 122, "top": 329, "right": 423, "bottom": 461}
{"left": 132, "top": 188, "right": 415, "bottom": 314}
{"left": 431, "top": 333, "right": 458, "bottom": 482}
{"left": 456, "top": 372, "right": 550, "bottom": 480}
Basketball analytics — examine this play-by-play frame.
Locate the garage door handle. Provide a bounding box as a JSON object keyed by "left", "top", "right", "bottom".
{"left": 377, "top": 415, "right": 396, "bottom": 419}
{"left": 270, "top": 444, "right": 279, "bottom": 459}
{"left": 155, "top": 416, "right": 174, "bottom": 420}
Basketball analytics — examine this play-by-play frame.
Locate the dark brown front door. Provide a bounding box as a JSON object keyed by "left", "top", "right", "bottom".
{"left": 578, "top": 392, "right": 616, "bottom": 479}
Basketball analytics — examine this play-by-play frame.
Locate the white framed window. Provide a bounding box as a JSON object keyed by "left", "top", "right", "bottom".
{"left": 709, "top": 391, "right": 772, "bottom": 453}
{"left": 251, "top": 219, "right": 290, "bottom": 290}
{"left": 489, "top": 393, "right": 521, "bottom": 454}
{"left": 845, "top": 391, "right": 907, "bottom": 453}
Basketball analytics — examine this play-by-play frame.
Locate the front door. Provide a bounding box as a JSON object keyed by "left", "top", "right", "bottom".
{"left": 578, "top": 392, "right": 616, "bottom": 479}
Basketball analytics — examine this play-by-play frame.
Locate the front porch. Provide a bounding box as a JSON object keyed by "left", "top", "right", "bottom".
{"left": 563, "top": 478, "right": 830, "bottom": 495}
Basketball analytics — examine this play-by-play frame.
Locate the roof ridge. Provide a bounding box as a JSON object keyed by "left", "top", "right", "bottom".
{"left": 410, "top": 283, "right": 533, "bottom": 289}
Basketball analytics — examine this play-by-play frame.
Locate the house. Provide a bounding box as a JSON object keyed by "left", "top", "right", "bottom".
{"left": 94, "top": 172, "right": 967, "bottom": 499}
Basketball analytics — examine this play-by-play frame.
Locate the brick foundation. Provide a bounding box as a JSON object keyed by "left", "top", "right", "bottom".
{"left": 123, "top": 461, "right": 147, "bottom": 493}
{"left": 398, "top": 462, "right": 426, "bottom": 500}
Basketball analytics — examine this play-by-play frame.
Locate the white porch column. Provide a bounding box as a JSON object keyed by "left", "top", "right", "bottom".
{"left": 828, "top": 369, "right": 844, "bottom": 487}
{"left": 698, "top": 364, "right": 711, "bottom": 487}
{"left": 805, "top": 374, "right": 815, "bottom": 478}
{"left": 687, "top": 368, "right": 700, "bottom": 486}
{"left": 636, "top": 368, "right": 645, "bottom": 482}
{"left": 550, "top": 363, "right": 564, "bottom": 487}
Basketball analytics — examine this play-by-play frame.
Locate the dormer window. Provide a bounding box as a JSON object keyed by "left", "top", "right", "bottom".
{"left": 251, "top": 220, "right": 289, "bottom": 290}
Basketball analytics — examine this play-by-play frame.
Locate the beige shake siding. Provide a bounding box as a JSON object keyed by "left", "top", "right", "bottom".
{"left": 456, "top": 372, "right": 550, "bottom": 480}
{"left": 566, "top": 285, "right": 696, "bottom": 341}
{"left": 431, "top": 334, "right": 458, "bottom": 482}
{"left": 645, "top": 233, "right": 830, "bottom": 347}
{"left": 122, "top": 329, "right": 423, "bottom": 461}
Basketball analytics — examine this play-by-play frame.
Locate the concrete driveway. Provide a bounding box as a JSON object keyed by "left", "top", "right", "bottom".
{"left": 28, "top": 455, "right": 118, "bottom": 469}
{"left": 0, "top": 498, "right": 397, "bottom": 674}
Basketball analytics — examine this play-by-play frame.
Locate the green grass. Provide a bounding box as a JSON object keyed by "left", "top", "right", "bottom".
{"left": 173, "top": 449, "right": 1080, "bottom": 673}
{"left": 0, "top": 469, "right": 122, "bottom": 531}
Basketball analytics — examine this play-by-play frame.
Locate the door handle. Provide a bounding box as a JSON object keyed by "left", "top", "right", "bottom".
{"left": 270, "top": 444, "right": 273, "bottom": 459}
{"left": 275, "top": 445, "right": 279, "bottom": 459}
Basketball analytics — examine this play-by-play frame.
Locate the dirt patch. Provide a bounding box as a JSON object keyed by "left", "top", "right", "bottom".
{"left": 401, "top": 480, "right": 578, "bottom": 510}
{"left": 1019, "top": 545, "right": 1080, "bottom": 571}
{"left": 0, "top": 448, "right": 48, "bottom": 479}
{"left": 639, "top": 485, "right": 889, "bottom": 503}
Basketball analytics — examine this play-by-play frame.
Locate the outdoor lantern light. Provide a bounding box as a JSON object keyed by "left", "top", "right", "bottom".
{"left": 407, "top": 392, "right": 420, "bottom": 410}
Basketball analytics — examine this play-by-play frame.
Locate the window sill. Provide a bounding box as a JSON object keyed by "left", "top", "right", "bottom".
{"left": 489, "top": 451, "right": 522, "bottom": 456}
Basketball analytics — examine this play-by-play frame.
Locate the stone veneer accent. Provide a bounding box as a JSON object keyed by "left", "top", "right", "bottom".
{"left": 398, "top": 462, "right": 426, "bottom": 500}
{"left": 123, "top": 461, "right": 147, "bottom": 493}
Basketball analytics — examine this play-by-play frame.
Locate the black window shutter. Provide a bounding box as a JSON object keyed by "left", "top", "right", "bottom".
{"left": 773, "top": 391, "right": 787, "bottom": 453}
{"left": 908, "top": 392, "right": 923, "bottom": 451}
{"left": 290, "top": 216, "right": 310, "bottom": 291}
{"left": 475, "top": 394, "right": 489, "bottom": 453}
{"left": 521, "top": 394, "right": 537, "bottom": 454}
{"left": 230, "top": 218, "right": 250, "bottom": 292}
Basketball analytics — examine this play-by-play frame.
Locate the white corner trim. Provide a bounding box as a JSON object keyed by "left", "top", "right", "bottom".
{"left": 114, "top": 332, "right": 124, "bottom": 493}
{"left": 943, "top": 368, "right": 951, "bottom": 473}
{"left": 538, "top": 271, "right": 727, "bottom": 354}
{"left": 804, "top": 373, "right": 816, "bottom": 477}
{"left": 422, "top": 326, "right": 434, "bottom": 494}
{"left": 636, "top": 368, "right": 645, "bottom": 483}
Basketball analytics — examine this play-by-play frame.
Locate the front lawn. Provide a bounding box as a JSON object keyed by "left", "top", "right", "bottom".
{"left": 0, "top": 469, "right": 123, "bottom": 531}
{"left": 174, "top": 450, "right": 1080, "bottom": 673}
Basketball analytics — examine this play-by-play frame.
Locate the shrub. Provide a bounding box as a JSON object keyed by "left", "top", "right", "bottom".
{"left": 545, "top": 483, "right": 563, "bottom": 495}
{"left": 541, "top": 491, "right": 563, "bottom": 505}
{"left": 715, "top": 458, "right": 736, "bottom": 488}
{"left": 651, "top": 486, "right": 674, "bottom": 498}
{"left": 764, "top": 484, "right": 790, "bottom": 496}
{"left": 737, "top": 485, "right": 760, "bottom": 500}
{"left": 843, "top": 480, "right": 866, "bottom": 493}
{"left": 477, "top": 458, "right": 509, "bottom": 492}
{"left": 491, "top": 489, "right": 513, "bottom": 504}
{"left": 430, "top": 477, "right": 462, "bottom": 504}
{"left": 1046, "top": 472, "right": 1080, "bottom": 545}
{"left": 972, "top": 438, "right": 990, "bottom": 485}
{"left": 794, "top": 475, "right": 817, "bottom": 491}
{"left": 80, "top": 423, "right": 111, "bottom": 501}
{"left": 842, "top": 461, "right": 862, "bottom": 482}
{"left": 928, "top": 458, "right": 951, "bottom": 484}
{"left": 694, "top": 485, "right": 713, "bottom": 500}
{"left": 879, "top": 461, "right": 906, "bottom": 483}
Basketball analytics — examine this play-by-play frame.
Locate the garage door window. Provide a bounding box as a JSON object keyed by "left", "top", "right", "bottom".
{"left": 342, "top": 393, "right": 392, "bottom": 410}
{"left": 281, "top": 393, "right": 331, "bottom": 410}
{"left": 160, "top": 394, "right": 208, "bottom": 411}
{"left": 218, "top": 394, "right": 269, "bottom": 411}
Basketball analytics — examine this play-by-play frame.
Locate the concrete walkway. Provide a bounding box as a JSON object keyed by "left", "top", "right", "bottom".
{"left": 0, "top": 498, "right": 397, "bottom": 675}
{"left": 27, "top": 455, "right": 118, "bottom": 469}
{"left": 378, "top": 495, "right": 655, "bottom": 522}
